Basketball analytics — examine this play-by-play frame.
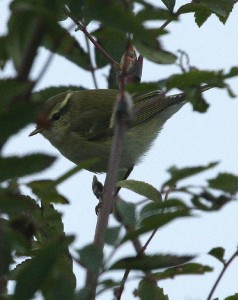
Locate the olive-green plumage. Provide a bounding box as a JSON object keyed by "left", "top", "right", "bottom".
{"left": 30, "top": 88, "right": 209, "bottom": 172}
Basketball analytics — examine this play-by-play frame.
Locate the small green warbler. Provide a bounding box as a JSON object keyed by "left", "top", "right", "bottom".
{"left": 30, "top": 88, "right": 210, "bottom": 172}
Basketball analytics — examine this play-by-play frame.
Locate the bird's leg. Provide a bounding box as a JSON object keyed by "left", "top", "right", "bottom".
{"left": 92, "top": 166, "right": 134, "bottom": 214}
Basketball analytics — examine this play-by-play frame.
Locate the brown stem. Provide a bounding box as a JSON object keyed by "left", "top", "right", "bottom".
{"left": 64, "top": 7, "right": 118, "bottom": 67}
{"left": 207, "top": 249, "right": 238, "bottom": 300}
{"left": 85, "top": 95, "right": 129, "bottom": 299}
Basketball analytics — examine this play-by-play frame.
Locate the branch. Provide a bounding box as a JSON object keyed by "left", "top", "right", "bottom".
{"left": 207, "top": 249, "right": 238, "bottom": 300}
{"left": 64, "top": 6, "right": 118, "bottom": 67}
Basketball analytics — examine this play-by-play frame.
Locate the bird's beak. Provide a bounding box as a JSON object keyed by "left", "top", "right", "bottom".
{"left": 29, "top": 127, "right": 43, "bottom": 137}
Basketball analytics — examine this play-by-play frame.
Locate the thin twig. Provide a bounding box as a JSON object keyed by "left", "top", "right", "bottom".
{"left": 85, "top": 95, "right": 130, "bottom": 299}
{"left": 84, "top": 34, "right": 98, "bottom": 89}
{"left": 64, "top": 6, "right": 118, "bottom": 67}
{"left": 207, "top": 249, "right": 238, "bottom": 300}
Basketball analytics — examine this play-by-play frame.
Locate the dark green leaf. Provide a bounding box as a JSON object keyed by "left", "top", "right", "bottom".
{"left": 78, "top": 244, "right": 103, "bottom": 272}
{"left": 177, "top": 3, "right": 211, "bottom": 15}
{"left": 0, "top": 154, "right": 56, "bottom": 182}
{"left": 93, "top": 27, "right": 127, "bottom": 69}
{"left": 208, "top": 247, "right": 225, "bottom": 263}
{"left": 163, "top": 162, "right": 218, "bottom": 188}
{"left": 0, "top": 35, "right": 9, "bottom": 69}
{"left": 200, "top": 0, "right": 235, "bottom": 18}
{"left": 0, "top": 190, "right": 37, "bottom": 214}
{"left": 208, "top": 173, "right": 238, "bottom": 194}
{"left": 27, "top": 180, "right": 69, "bottom": 204}
{"left": 154, "top": 263, "right": 213, "bottom": 280}
{"left": 136, "top": 279, "right": 169, "bottom": 300}
{"left": 140, "top": 199, "right": 189, "bottom": 220}
{"left": 33, "top": 204, "right": 64, "bottom": 243}
{"left": 225, "top": 294, "right": 238, "bottom": 300}
{"left": 0, "top": 79, "right": 34, "bottom": 111}
{"left": 137, "top": 6, "right": 176, "bottom": 21}
{"left": 0, "top": 220, "right": 13, "bottom": 277}
{"left": 117, "top": 180, "right": 162, "bottom": 202}
{"left": 33, "top": 85, "right": 86, "bottom": 103}
{"left": 135, "top": 38, "right": 177, "bottom": 64}
{"left": 123, "top": 210, "right": 190, "bottom": 243}
{"left": 105, "top": 226, "right": 121, "bottom": 246}
{"left": 115, "top": 200, "right": 136, "bottom": 227}
{"left": 195, "top": 10, "right": 212, "bottom": 27}
{"left": 161, "top": 0, "right": 176, "bottom": 12}
{"left": 14, "top": 237, "right": 71, "bottom": 300}
{"left": 111, "top": 254, "right": 194, "bottom": 270}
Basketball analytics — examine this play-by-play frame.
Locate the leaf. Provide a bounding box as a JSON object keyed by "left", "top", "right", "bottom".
{"left": 105, "top": 226, "right": 121, "bottom": 246}
{"left": 135, "top": 38, "right": 177, "bottom": 64}
{"left": 111, "top": 254, "right": 194, "bottom": 270}
{"left": 0, "top": 154, "right": 56, "bottom": 182}
{"left": 115, "top": 200, "right": 136, "bottom": 227}
{"left": 14, "top": 237, "right": 71, "bottom": 300}
{"left": 0, "top": 220, "right": 13, "bottom": 277}
{"left": 200, "top": 0, "right": 235, "bottom": 18}
{"left": 161, "top": 0, "right": 176, "bottom": 12}
{"left": 137, "top": 6, "right": 177, "bottom": 21}
{"left": 154, "top": 263, "right": 213, "bottom": 280}
{"left": 123, "top": 210, "right": 190, "bottom": 243}
{"left": 27, "top": 180, "right": 69, "bottom": 204}
{"left": 32, "top": 85, "right": 86, "bottom": 103}
{"left": 208, "top": 247, "right": 225, "bottom": 263}
{"left": 78, "top": 244, "right": 103, "bottom": 272}
{"left": 136, "top": 279, "right": 169, "bottom": 300}
{"left": 225, "top": 294, "right": 238, "bottom": 300}
{"left": 163, "top": 162, "right": 218, "bottom": 188}
{"left": 208, "top": 173, "right": 238, "bottom": 194}
{"left": 195, "top": 10, "right": 212, "bottom": 27}
{"left": 177, "top": 3, "right": 211, "bottom": 16}
{"left": 0, "top": 190, "right": 37, "bottom": 214}
{"left": 117, "top": 180, "right": 162, "bottom": 202}
{"left": 0, "top": 35, "right": 9, "bottom": 69}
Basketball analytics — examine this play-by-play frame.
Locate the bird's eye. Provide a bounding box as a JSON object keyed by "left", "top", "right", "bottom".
{"left": 51, "top": 112, "right": 62, "bottom": 121}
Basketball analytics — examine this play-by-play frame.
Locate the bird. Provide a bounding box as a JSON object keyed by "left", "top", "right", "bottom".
{"left": 29, "top": 87, "right": 211, "bottom": 173}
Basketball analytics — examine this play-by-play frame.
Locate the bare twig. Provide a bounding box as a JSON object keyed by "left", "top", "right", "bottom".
{"left": 207, "top": 249, "right": 238, "bottom": 300}
{"left": 64, "top": 6, "right": 118, "bottom": 67}
{"left": 84, "top": 34, "right": 98, "bottom": 89}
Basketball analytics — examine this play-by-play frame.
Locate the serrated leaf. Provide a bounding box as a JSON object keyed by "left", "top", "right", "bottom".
{"left": 14, "top": 237, "right": 71, "bottom": 300}
{"left": 194, "top": 10, "right": 212, "bottom": 27}
{"left": 177, "top": 3, "right": 209, "bottom": 14}
{"left": 0, "top": 154, "right": 56, "bottom": 183}
{"left": 208, "top": 247, "right": 225, "bottom": 263}
{"left": 163, "top": 162, "right": 218, "bottom": 188}
{"left": 0, "top": 190, "right": 37, "bottom": 214}
{"left": 208, "top": 173, "right": 238, "bottom": 194}
{"left": 117, "top": 180, "right": 162, "bottom": 202}
{"left": 27, "top": 180, "right": 69, "bottom": 204}
{"left": 154, "top": 263, "right": 213, "bottom": 280}
{"left": 111, "top": 254, "right": 194, "bottom": 270}
{"left": 78, "top": 244, "right": 103, "bottom": 272}
{"left": 161, "top": 0, "right": 176, "bottom": 12}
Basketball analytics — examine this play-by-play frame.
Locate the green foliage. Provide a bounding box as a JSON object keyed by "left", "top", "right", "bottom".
{"left": 0, "top": 0, "right": 238, "bottom": 299}
{"left": 111, "top": 254, "right": 194, "bottom": 270}
{"left": 117, "top": 179, "right": 162, "bottom": 202}
{"left": 0, "top": 154, "right": 55, "bottom": 182}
